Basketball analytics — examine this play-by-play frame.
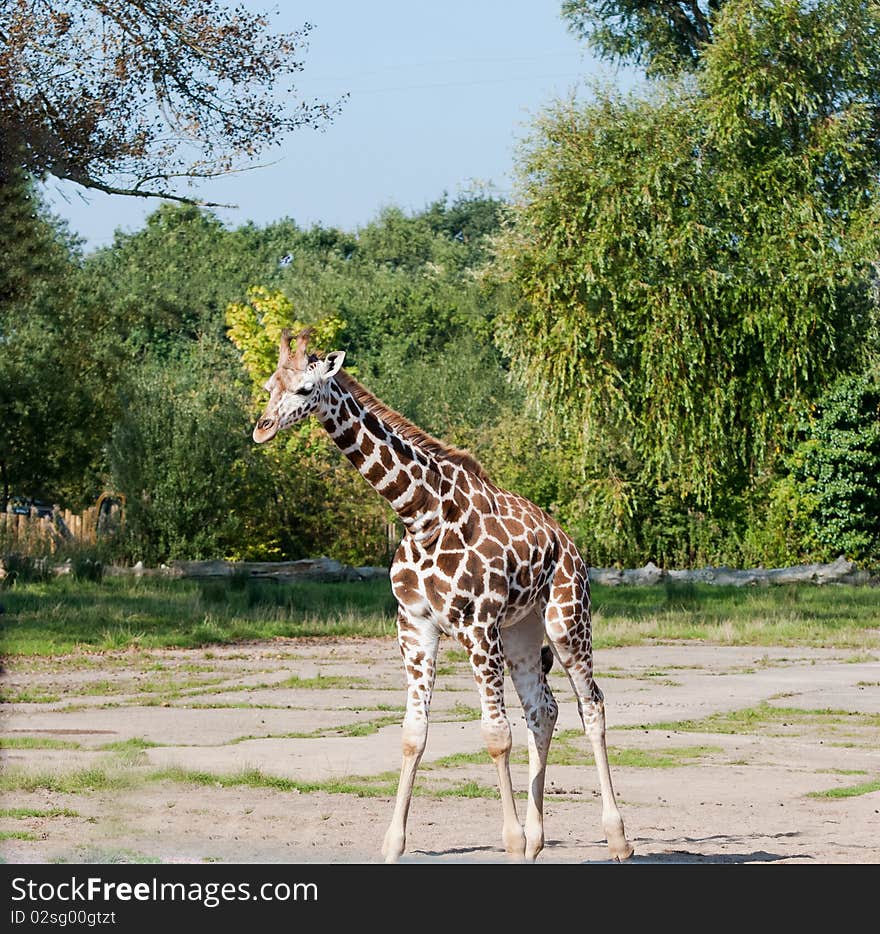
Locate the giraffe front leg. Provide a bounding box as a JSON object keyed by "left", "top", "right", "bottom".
{"left": 460, "top": 623, "right": 526, "bottom": 861}
{"left": 382, "top": 613, "right": 439, "bottom": 864}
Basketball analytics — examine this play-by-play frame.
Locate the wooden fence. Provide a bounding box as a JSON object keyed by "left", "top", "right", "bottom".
{"left": 1, "top": 502, "right": 114, "bottom": 553}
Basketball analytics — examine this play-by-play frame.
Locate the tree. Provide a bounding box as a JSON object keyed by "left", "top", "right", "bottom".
{"left": 0, "top": 167, "right": 117, "bottom": 509}
{"left": 497, "top": 0, "right": 880, "bottom": 562}
{"left": 225, "top": 287, "right": 393, "bottom": 563}
{"left": 106, "top": 340, "right": 257, "bottom": 563}
{"left": 0, "top": 0, "right": 341, "bottom": 201}
{"left": 84, "top": 204, "right": 281, "bottom": 354}
{"left": 562, "top": 0, "right": 720, "bottom": 75}
{"left": 221, "top": 198, "right": 552, "bottom": 564}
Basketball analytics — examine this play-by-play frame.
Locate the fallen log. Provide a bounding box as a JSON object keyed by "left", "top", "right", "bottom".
{"left": 43, "top": 554, "right": 877, "bottom": 586}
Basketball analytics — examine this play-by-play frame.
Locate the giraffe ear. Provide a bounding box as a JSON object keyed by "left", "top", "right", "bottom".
{"left": 323, "top": 351, "right": 345, "bottom": 378}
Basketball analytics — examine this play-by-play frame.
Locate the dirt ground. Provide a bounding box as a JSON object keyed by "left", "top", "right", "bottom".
{"left": 2, "top": 638, "right": 878, "bottom": 864}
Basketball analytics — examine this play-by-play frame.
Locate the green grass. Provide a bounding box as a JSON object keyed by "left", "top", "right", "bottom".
{"left": 151, "top": 766, "right": 508, "bottom": 800}
{"left": 0, "top": 830, "right": 38, "bottom": 841}
{"left": 426, "top": 738, "right": 723, "bottom": 770}
{"left": 151, "top": 766, "right": 401, "bottom": 798}
{"left": 809, "top": 779, "right": 880, "bottom": 799}
{"left": 97, "top": 738, "right": 161, "bottom": 756}
{"left": 605, "top": 745, "right": 724, "bottom": 768}
{"left": 0, "top": 807, "right": 79, "bottom": 819}
{"left": 2, "top": 577, "right": 878, "bottom": 656}
{"left": 178, "top": 702, "right": 293, "bottom": 710}
{"left": 626, "top": 703, "right": 880, "bottom": 735}
{"left": 275, "top": 673, "right": 369, "bottom": 690}
{"left": 3, "top": 674, "right": 236, "bottom": 705}
{"left": 0, "top": 758, "right": 520, "bottom": 802}
{"left": 1, "top": 576, "right": 398, "bottom": 655}
{"left": 227, "top": 730, "right": 314, "bottom": 743}
{"left": 448, "top": 702, "right": 482, "bottom": 720}
{"left": 591, "top": 582, "right": 880, "bottom": 649}
{"left": 532, "top": 731, "right": 723, "bottom": 768}
{"left": 165, "top": 672, "right": 369, "bottom": 701}
{"left": 0, "top": 736, "right": 82, "bottom": 750}
{"left": 334, "top": 715, "right": 402, "bottom": 737}
{"left": 2, "top": 688, "right": 63, "bottom": 704}
{"left": 425, "top": 751, "right": 489, "bottom": 770}
{"left": 227, "top": 713, "right": 403, "bottom": 743}
{"left": 50, "top": 848, "right": 161, "bottom": 865}
{"left": 432, "top": 780, "right": 502, "bottom": 799}
{"left": 0, "top": 766, "right": 135, "bottom": 794}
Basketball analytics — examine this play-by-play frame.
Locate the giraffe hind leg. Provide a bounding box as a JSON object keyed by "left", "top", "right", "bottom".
{"left": 458, "top": 624, "right": 526, "bottom": 861}
{"left": 503, "top": 615, "right": 558, "bottom": 862}
{"left": 545, "top": 580, "right": 634, "bottom": 861}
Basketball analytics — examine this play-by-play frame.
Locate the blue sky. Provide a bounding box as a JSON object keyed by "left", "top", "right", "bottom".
{"left": 44, "top": 1, "right": 635, "bottom": 250}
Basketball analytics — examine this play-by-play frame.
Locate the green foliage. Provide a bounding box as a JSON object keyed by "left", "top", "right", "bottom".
{"left": 275, "top": 198, "right": 505, "bottom": 365}
{"left": 0, "top": 168, "right": 118, "bottom": 508}
{"left": 221, "top": 194, "right": 519, "bottom": 565}
{"left": 788, "top": 370, "right": 880, "bottom": 563}
{"left": 82, "top": 205, "right": 299, "bottom": 355}
{"left": 55, "top": 539, "right": 119, "bottom": 583}
{"left": 106, "top": 340, "right": 258, "bottom": 564}
{"left": 225, "top": 286, "right": 346, "bottom": 393}
{"left": 224, "top": 286, "right": 391, "bottom": 564}
{"left": 498, "top": 1, "right": 880, "bottom": 567}
{"left": 10, "top": 135, "right": 874, "bottom": 570}
{"left": 740, "top": 473, "right": 819, "bottom": 568}
{"left": 498, "top": 82, "right": 877, "bottom": 499}
{"left": 422, "top": 192, "right": 506, "bottom": 253}
{"left": 69, "top": 552, "right": 106, "bottom": 583}
{"left": 562, "top": 0, "right": 716, "bottom": 75}
{"left": 703, "top": 0, "right": 880, "bottom": 150}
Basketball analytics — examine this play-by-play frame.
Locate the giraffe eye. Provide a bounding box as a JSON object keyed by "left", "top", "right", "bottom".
{"left": 296, "top": 384, "right": 313, "bottom": 396}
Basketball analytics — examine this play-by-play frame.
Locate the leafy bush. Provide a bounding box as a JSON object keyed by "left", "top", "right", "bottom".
{"left": 107, "top": 341, "right": 259, "bottom": 564}
{"left": 789, "top": 370, "right": 880, "bottom": 563}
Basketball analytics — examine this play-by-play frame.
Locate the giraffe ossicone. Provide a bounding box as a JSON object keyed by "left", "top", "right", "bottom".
{"left": 254, "top": 328, "right": 634, "bottom": 864}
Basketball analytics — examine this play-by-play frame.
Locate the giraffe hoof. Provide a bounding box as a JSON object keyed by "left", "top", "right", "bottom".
{"left": 503, "top": 825, "right": 526, "bottom": 861}
{"left": 382, "top": 830, "right": 405, "bottom": 863}
{"left": 603, "top": 814, "right": 633, "bottom": 861}
{"left": 610, "top": 841, "right": 635, "bottom": 861}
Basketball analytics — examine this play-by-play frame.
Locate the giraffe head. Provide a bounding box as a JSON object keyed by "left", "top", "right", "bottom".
{"left": 252, "top": 327, "right": 345, "bottom": 443}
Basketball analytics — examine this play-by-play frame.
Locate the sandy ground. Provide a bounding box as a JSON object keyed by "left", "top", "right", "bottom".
{"left": 1, "top": 638, "right": 878, "bottom": 864}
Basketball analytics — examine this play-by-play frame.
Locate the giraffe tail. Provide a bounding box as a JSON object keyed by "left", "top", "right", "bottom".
{"left": 541, "top": 645, "right": 554, "bottom": 675}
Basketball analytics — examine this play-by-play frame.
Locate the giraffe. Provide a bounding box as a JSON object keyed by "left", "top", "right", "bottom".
{"left": 253, "top": 328, "right": 634, "bottom": 864}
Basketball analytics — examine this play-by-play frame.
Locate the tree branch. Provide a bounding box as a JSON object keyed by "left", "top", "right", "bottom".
{"left": 57, "top": 172, "right": 236, "bottom": 207}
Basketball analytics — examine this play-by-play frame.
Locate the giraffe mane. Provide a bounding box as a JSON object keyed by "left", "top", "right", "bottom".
{"left": 334, "top": 370, "right": 490, "bottom": 481}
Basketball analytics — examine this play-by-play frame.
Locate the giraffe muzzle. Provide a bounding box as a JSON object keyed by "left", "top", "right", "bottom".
{"left": 253, "top": 416, "right": 279, "bottom": 444}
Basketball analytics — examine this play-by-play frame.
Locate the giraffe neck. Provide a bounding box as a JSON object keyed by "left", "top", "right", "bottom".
{"left": 317, "top": 380, "right": 443, "bottom": 537}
